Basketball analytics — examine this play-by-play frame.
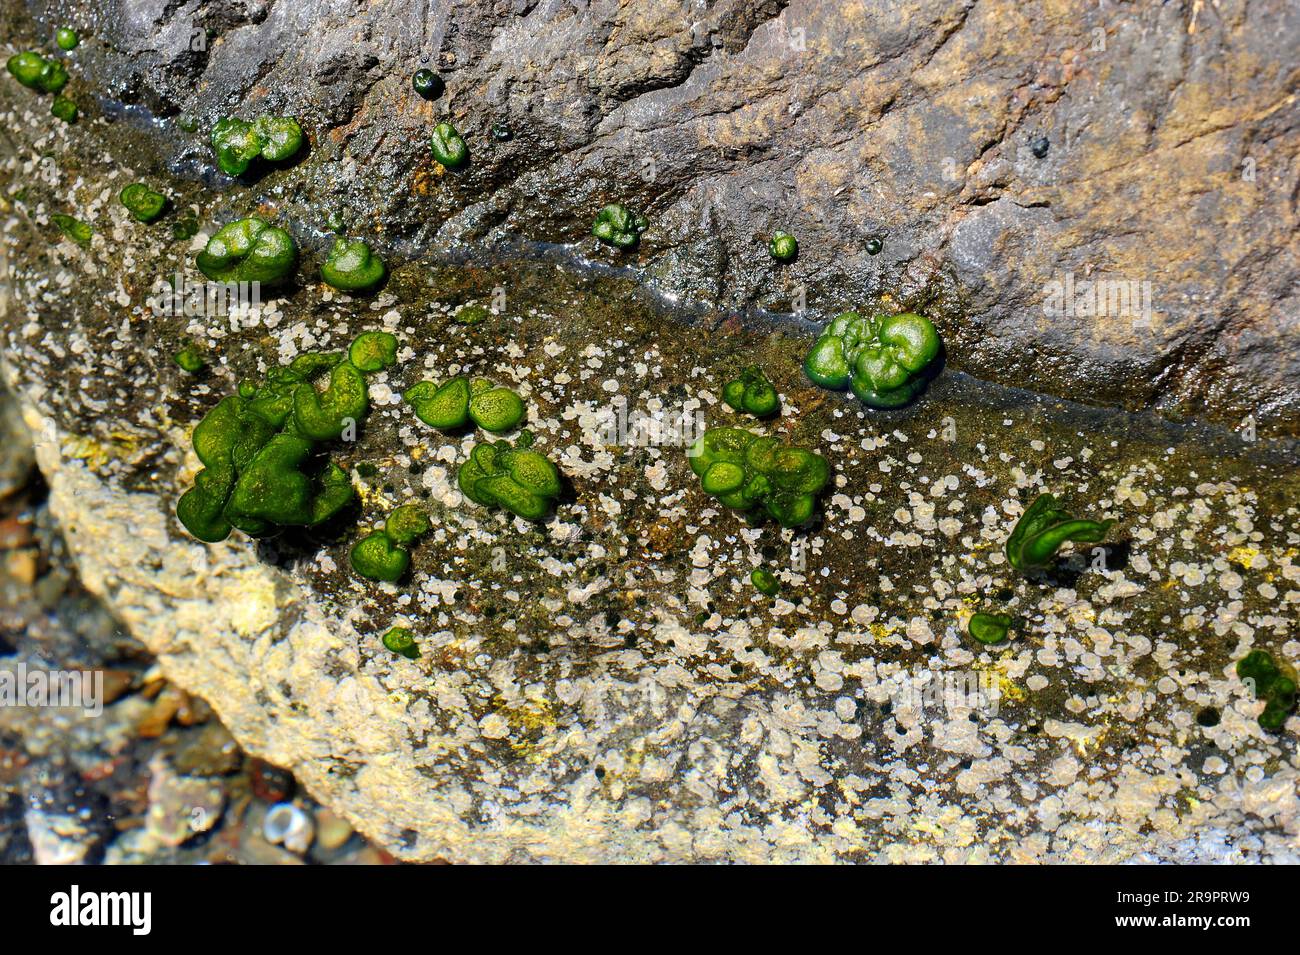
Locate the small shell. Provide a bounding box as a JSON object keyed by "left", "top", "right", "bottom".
{"left": 263, "top": 802, "right": 315, "bottom": 854}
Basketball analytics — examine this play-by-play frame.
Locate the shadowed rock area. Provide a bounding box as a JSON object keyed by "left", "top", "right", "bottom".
{"left": 1, "top": 1, "right": 1299, "bottom": 863}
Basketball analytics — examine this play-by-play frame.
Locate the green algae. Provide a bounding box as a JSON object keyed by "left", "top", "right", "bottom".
{"left": 687, "top": 427, "right": 829, "bottom": 528}
{"left": 1005, "top": 492, "right": 1114, "bottom": 572}
{"left": 458, "top": 437, "right": 561, "bottom": 521}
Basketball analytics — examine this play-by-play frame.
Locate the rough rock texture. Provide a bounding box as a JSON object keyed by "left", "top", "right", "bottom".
{"left": 6, "top": 0, "right": 1300, "bottom": 433}
{"left": 3, "top": 1, "right": 1300, "bottom": 864}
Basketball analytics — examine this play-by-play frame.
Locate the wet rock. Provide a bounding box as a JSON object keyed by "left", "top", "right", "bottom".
{"left": 6, "top": 0, "right": 1298, "bottom": 431}
{"left": 144, "top": 754, "right": 225, "bottom": 847}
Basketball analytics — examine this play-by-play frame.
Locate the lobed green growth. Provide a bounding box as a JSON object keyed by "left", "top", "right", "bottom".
{"left": 1236, "top": 649, "right": 1297, "bottom": 731}
{"left": 175, "top": 334, "right": 393, "bottom": 543}
{"left": 458, "top": 437, "right": 561, "bottom": 521}
{"left": 350, "top": 504, "right": 432, "bottom": 582}
{"left": 321, "top": 238, "right": 385, "bottom": 293}
{"left": 1004, "top": 492, "right": 1113, "bottom": 572}
{"left": 687, "top": 427, "right": 829, "bottom": 528}
{"left": 722, "top": 365, "right": 779, "bottom": 418}
{"left": 6, "top": 51, "right": 68, "bottom": 93}
{"left": 50, "top": 95, "right": 76, "bottom": 123}
{"left": 804, "top": 311, "right": 941, "bottom": 408}
{"left": 404, "top": 376, "right": 524, "bottom": 433}
{"left": 769, "top": 231, "right": 797, "bottom": 262}
{"left": 751, "top": 567, "right": 780, "bottom": 596}
{"left": 430, "top": 122, "right": 467, "bottom": 169}
{"left": 348, "top": 331, "right": 398, "bottom": 373}
{"left": 51, "top": 213, "right": 91, "bottom": 246}
{"left": 196, "top": 217, "right": 297, "bottom": 285}
{"left": 382, "top": 626, "right": 420, "bottom": 659}
{"left": 119, "top": 183, "right": 167, "bottom": 222}
{"left": 592, "top": 204, "right": 648, "bottom": 249}
{"left": 210, "top": 115, "right": 304, "bottom": 176}
{"left": 968, "top": 612, "right": 1012, "bottom": 645}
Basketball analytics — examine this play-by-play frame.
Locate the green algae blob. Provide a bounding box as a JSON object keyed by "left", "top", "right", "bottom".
{"left": 751, "top": 567, "right": 780, "bottom": 596}
{"left": 174, "top": 345, "right": 205, "bottom": 373}
{"left": 382, "top": 626, "right": 420, "bottom": 659}
{"left": 769, "top": 231, "right": 797, "bottom": 262}
{"left": 431, "top": 122, "right": 467, "bottom": 169}
{"left": 968, "top": 612, "right": 1012, "bottom": 645}
{"left": 174, "top": 334, "right": 395, "bottom": 544}
{"left": 51, "top": 214, "right": 91, "bottom": 246}
{"left": 55, "top": 28, "right": 80, "bottom": 51}
{"left": 458, "top": 438, "right": 561, "bottom": 521}
{"left": 592, "top": 204, "right": 648, "bottom": 250}
{"left": 6, "top": 51, "right": 68, "bottom": 93}
{"left": 1237, "top": 649, "right": 1297, "bottom": 731}
{"left": 687, "top": 427, "right": 829, "bottom": 528}
{"left": 805, "top": 311, "right": 941, "bottom": 408}
{"left": 321, "top": 239, "right": 385, "bottom": 293}
{"left": 350, "top": 505, "right": 430, "bottom": 582}
{"left": 1005, "top": 492, "right": 1113, "bottom": 572}
{"left": 405, "top": 377, "right": 524, "bottom": 433}
{"left": 722, "top": 365, "right": 779, "bottom": 418}
{"left": 348, "top": 331, "right": 398, "bottom": 373}
{"left": 50, "top": 95, "right": 76, "bottom": 123}
{"left": 119, "top": 183, "right": 167, "bottom": 223}
{"left": 196, "top": 217, "right": 297, "bottom": 285}
{"left": 211, "top": 115, "right": 304, "bottom": 175}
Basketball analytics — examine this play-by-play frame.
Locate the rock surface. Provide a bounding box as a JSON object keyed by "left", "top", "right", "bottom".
{"left": 2, "top": 1, "right": 1300, "bottom": 864}
{"left": 5, "top": 0, "right": 1300, "bottom": 433}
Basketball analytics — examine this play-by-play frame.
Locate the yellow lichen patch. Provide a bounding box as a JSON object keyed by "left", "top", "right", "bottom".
{"left": 491, "top": 694, "right": 560, "bottom": 762}
{"left": 971, "top": 657, "right": 1026, "bottom": 704}
{"left": 63, "top": 431, "right": 142, "bottom": 471}
{"left": 1228, "top": 546, "right": 1261, "bottom": 569}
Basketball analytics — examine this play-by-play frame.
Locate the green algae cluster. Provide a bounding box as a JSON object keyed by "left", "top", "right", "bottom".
{"left": 404, "top": 376, "right": 524, "bottom": 433}
{"left": 687, "top": 427, "right": 829, "bottom": 528}
{"left": 351, "top": 505, "right": 430, "bottom": 582}
{"left": 174, "top": 345, "right": 205, "bottom": 373}
{"left": 1237, "top": 650, "right": 1297, "bottom": 731}
{"left": 592, "top": 204, "right": 648, "bottom": 249}
{"left": 722, "top": 365, "right": 779, "bottom": 418}
{"left": 175, "top": 333, "right": 397, "bottom": 543}
{"left": 196, "top": 217, "right": 297, "bottom": 285}
{"left": 119, "top": 183, "right": 167, "bottom": 223}
{"left": 321, "top": 238, "right": 385, "bottom": 292}
{"left": 6, "top": 51, "right": 69, "bottom": 94}
{"left": 804, "top": 311, "right": 941, "bottom": 408}
{"left": 50, "top": 95, "right": 76, "bottom": 123}
{"left": 431, "top": 122, "right": 467, "bottom": 169}
{"left": 1005, "top": 492, "right": 1113, "bottom": 572}
{"left": 458, "top": 434, "right": 561, "bottom": 521}
{"left": 210, "top": 115, "right": 304, "bottom": 176}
